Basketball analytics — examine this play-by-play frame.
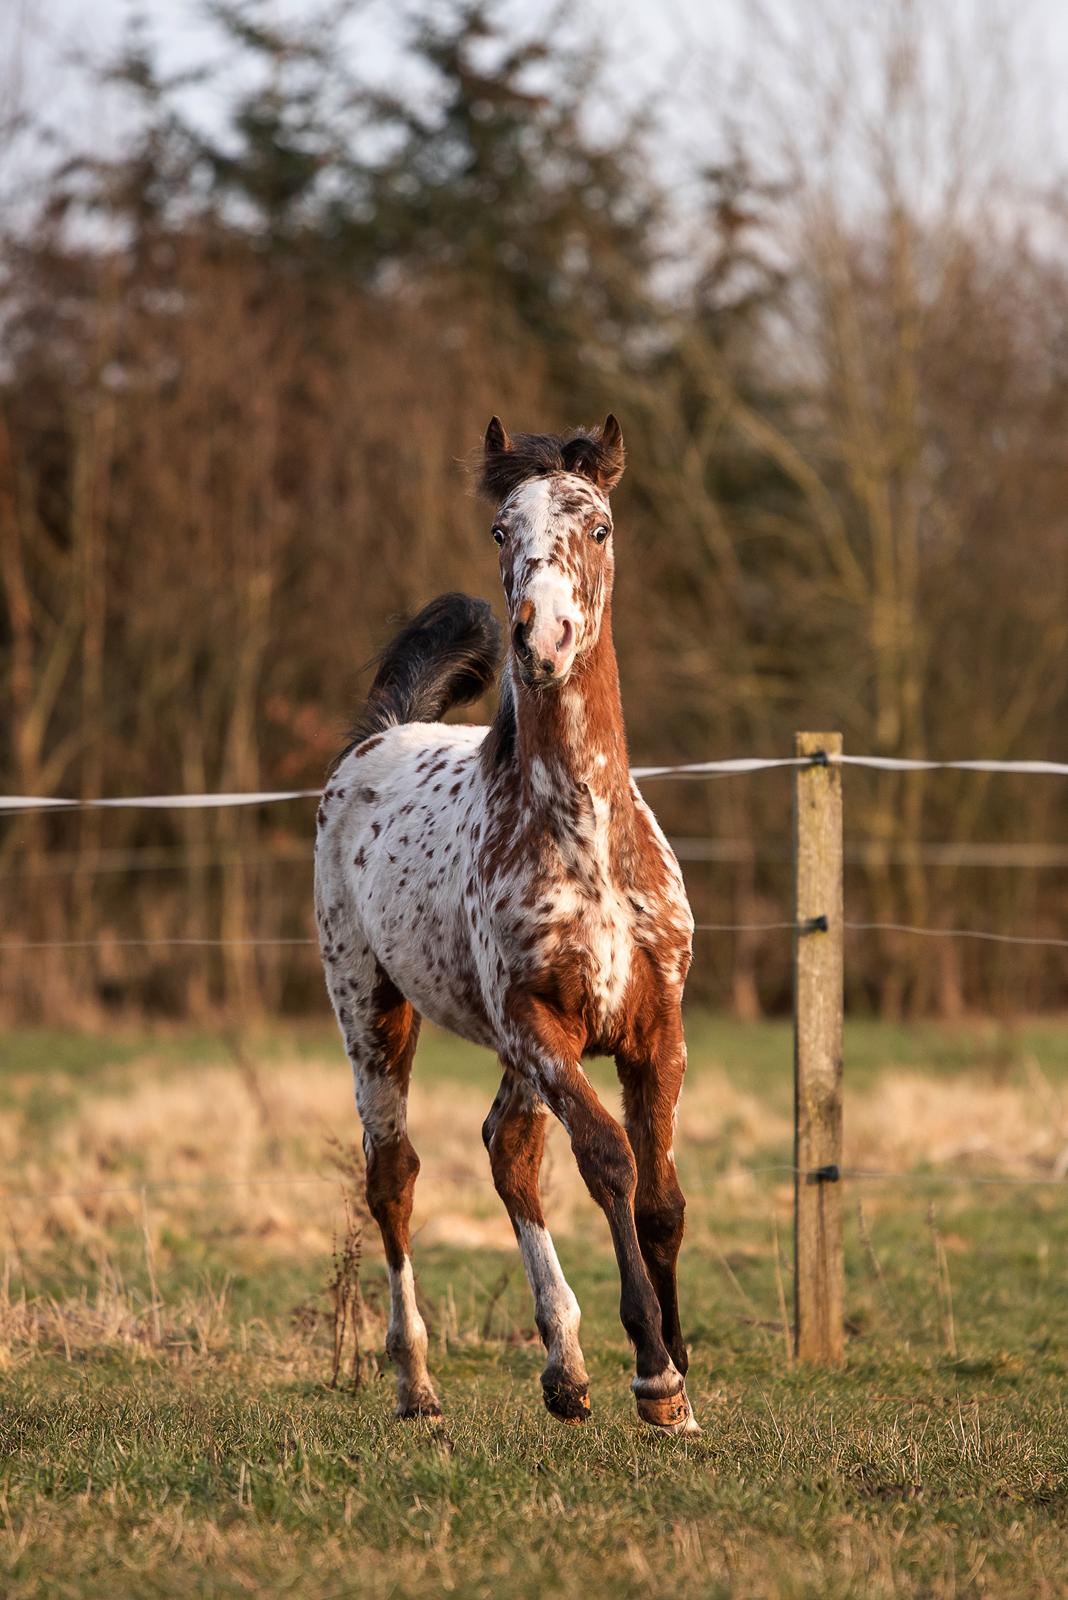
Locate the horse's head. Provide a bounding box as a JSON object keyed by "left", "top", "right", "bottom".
{"left": 479, "top": 415, "right": 625, "bottom": 688}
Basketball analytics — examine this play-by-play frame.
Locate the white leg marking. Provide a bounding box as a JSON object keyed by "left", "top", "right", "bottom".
{"left": 631, "top": 1362, "right": 685, "bottom": 1399}
{"left": 515, "top": 1219, "right": 587, "bottom": 1386}
{"left": 631, "top": 1361, "right": 701, "bottom": 1437}
{"left": 387, "top": 1256, "right": 439, "bottom": 1416}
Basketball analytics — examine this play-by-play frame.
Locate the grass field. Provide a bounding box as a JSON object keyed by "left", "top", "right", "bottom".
{"left": 2, "top": 1014, "right": 1068, "bottom": 1598}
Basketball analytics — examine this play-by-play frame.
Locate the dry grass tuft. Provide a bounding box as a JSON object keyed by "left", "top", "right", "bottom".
{"left": 0, "top": 1269, "right": 232, "bottom": 1370}
{"left": 322, "top": 1137, "right": 380, "bottom": 1389}
{"left": 846, "top": 1070, "right": 1068, "bottom": 1175}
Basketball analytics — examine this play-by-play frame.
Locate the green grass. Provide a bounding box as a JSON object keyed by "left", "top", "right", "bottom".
{"left": 2, "top": 1016, "right": 1068, "bottom": 1597}
{"left": 4, "top": 1357, "right": 1068, "bottom": 1600}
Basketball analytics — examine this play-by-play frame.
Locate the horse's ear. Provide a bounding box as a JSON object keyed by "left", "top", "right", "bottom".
{"left": 485, "top": 416, "right": 511, "bottom": 456}
{"left": 596, "top": 413, "right": 625, "bottom": 490}
{"left": 561, "top": 415, "right": 626, "bottom": 491}
{"left": 479, "top": 416, "right": 517, "bottom": 501}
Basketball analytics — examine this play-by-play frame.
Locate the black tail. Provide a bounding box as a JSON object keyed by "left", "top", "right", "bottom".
{"left": 333, "top": 593, "right": 501, "bottom": 769}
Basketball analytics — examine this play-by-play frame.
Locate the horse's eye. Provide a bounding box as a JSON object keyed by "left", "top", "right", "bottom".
{"left": 492, "top": 526, "right": 506, "bottom": 546}
{"left": 592, "top": 524, "right": 611, "bottom": 544}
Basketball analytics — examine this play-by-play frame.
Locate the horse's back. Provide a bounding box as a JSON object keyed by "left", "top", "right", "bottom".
{"left": 314, "top": 720, "right": 497, "bottom": 1046}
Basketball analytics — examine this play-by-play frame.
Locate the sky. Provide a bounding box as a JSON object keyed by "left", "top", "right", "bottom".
{"left": 1, "top": 0, "right": 735, "bottom": 229}
{"left": 4, "top": 0, "right": 1068, "bottom": 229}
{"left": 7, "top": 0, "right": 726, "bottom": 151}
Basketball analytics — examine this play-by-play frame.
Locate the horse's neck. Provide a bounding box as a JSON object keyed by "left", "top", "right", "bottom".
{"left": 512, "top": 612, "right": 633, "bottom": 813}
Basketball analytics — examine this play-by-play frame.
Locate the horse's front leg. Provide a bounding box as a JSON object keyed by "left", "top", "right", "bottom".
{"left": 483, "top": 1068, "right": 590, "bottom": 1422}
{"left": 616, "top": 1008, "right": 690, "bottom": 1384}
{"left": 506, "top": 995, "right": 699, "bottom": 1436}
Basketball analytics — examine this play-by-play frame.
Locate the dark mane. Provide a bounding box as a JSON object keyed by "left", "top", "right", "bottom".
{"left": 479, "top": 666, "right": 517, "bottom": 772}
{"left": 477, "top": 422, "right": 625, "bottom": 503}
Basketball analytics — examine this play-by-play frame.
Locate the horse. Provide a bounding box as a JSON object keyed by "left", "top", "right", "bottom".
{"left": 314, "top": 414, "right": 698, "bottom": 1435}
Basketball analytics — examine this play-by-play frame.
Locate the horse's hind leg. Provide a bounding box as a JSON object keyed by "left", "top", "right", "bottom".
{"left": 483, "top": 1069, "right": 590, "bottom": 1422}
{"left": 324, "top": 945, "right": 441, "bottom": 1420}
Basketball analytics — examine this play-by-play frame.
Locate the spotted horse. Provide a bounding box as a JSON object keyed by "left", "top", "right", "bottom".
{"left": 315, "top": 415, "right": 699, "bottom": 1435}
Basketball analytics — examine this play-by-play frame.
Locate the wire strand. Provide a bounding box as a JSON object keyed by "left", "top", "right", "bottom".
{"left": 2, "top": 921, "right": 1066, "bottom": 952}
{"left": 3, "top": 1162, "right": 1064, "bottom": 1207}
{"left": 0, "top": 937, "right": 317, "bottom": 950}
{"left": 835, "top": 755, "right": 1068, "bottom": 775}
{"left": 693, "top": 921, "right": 797, "bottom": 933}
{"left": 741, "top": 1165, "right": 1068, "bottom": 1188}
{"left": 4, "top": 836, "right": 1066, "bottom": 878}
{"left": 0, "top": 1173, "right": 340, "bottom": 1204}
{"left": 3, "top": 751, "right": 1067, "bottom": 814}
{"left": 630, "top": 757, "right": 809, "bottom": 779}
{"left": 844, "top": 921, "right": 1068, "bottom": 950}
{"left": 0, "top": 789, "right": 320, "bottom": 814}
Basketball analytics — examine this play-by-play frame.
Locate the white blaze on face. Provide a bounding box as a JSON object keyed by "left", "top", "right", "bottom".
{"left": 505, "top": 476, "right": 604, "bottom": 679}
{"left": 525, "top": 573, "right": 579, "bottom": 674}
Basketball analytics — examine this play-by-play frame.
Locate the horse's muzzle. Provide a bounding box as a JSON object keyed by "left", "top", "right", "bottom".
{"left": 512, "top": 608, "right": 576, "bottom": 685}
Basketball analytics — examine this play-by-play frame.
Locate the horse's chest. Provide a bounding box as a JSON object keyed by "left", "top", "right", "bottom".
{"left": 508, "top": 866, "right": 636, "bottom": 1028}
{"left": 570, "top": 886, "right": 635, "bottom": 1025}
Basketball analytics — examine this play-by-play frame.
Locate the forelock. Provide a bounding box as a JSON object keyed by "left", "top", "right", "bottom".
{"left": 478, "top": 428, "right": 622, "bottom": 503}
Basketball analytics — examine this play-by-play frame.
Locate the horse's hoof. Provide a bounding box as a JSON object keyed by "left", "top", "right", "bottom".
{"left": 542, "top": 1379, "right": 591, "bottom": 1424}
{"left": 635, "top": 1389, "right": 701, "bottom": 1437}
{"left": 395, "top": 1395, "right": 444, "bottom": 1422}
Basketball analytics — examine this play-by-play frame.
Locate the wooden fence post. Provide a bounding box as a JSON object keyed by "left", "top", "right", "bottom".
{"left": 793, "top": 731, "right": 844, "bottom": 1363}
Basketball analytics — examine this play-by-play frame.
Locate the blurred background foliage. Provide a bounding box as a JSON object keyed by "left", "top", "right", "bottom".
{"left": 0, "top": 0, "right": 1065, "bottom": 1022}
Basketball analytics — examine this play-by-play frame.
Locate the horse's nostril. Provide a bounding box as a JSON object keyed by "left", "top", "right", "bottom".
{"left": 556, "top": 619, "right": 574, "bottom": 655}
{"left": 512, "top": 600, "right": 534, "bottom": 656}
